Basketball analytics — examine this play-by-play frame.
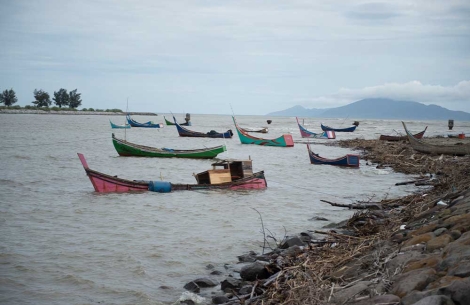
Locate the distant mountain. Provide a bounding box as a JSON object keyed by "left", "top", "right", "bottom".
{"left": 267, "top": 98, "right": 470, "bottom": 120}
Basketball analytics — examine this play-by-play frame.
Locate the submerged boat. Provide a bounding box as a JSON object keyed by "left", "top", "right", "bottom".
{"left": 402, "top": 122, "right": 470, "bottom": 156}
{"left": 307, "top": 144, "right": 360, "bottom": 167}
{"left": 164, "top": 115, "right": 191, "bottom": 126}
{"left": 320, "top": 123, "right": 357, "bottom": 133}
{"left": 110, "top": 120, "right": 131, "bottom": 129}
{"left": 239, "top": 126, "right": 269, "bottom": 134}
{"left": 174, "top": 117, "right": 233, "bottom": 138}
{"left": 296, "top": 117, "right": 335, "bottom": 139}
{"left": 112, "top": 134, "right": 226, "bottom": 158}
{"left": 78, "top": 153, "right": 267, "bottom": 193}
{"left": 233, "top": 117, "right": 294, "bottom": 147}
{"left": 379, "top": 126, "right": 427, "bottom": 141}
{"left": 126, "top": 114, "right": 163, "bottom": 128}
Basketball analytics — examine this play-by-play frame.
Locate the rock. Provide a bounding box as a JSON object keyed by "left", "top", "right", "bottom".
{"left": 391, "top": 268, "right": 438, "bottom": 298}
{"left": 427, "top": 234, "right": 454, "bottom": 252}
{"left": 386, "top": 251, "right": 424, "bottom": 273}
{"left": 220, "top": 277, "right": 241, "bottom": 292}
{"left": 331, "top": 281, "right": 371, "bottom": 304}
{"left": 281, "top": 245, "right": 303, "bottom": 257}
{"left": 279, "top": 237, "right": 305, "bottom": 249}
{"left": 401, "top": 289, "right": 438, "bottom": 305}
{"left": 237, "top": 251, "right": 258, "bottom": 263}
{"left": 192, "top": 278, "right": 219, "bottom": 288}
{"left": 210, "top": 270, "right": 223, "bottom": 276}
{"left": 206, "top": 264, "right": 215, "bottom": 269}
{"left": 309, "top": 216, "right": 329, "bottom": 221}
{"left": 403, "top": 232, "right": 436, "bottom": 247}
{"left": 447, "top": 261, "right": 470, "bottom": 277}
{"left": 183, "top": 281, "right": 200, "bottom": 293}
{"left": 433, "top": 228, "right": 448, "bottom": 236}
{"left": 238, "top": 285, "right": 253, "bottom": 295}
{"left": 240, "top": 261, "right": 270, "bottom": 281}
{"left": 212, "top": 295, "right": 230, "bottom": 304}
{"left": 408, "top": 295, "right": 455, "bottom": 305}
{"left": 351, "top": 294, "right": 400, "bottom": 305}
{"left": 426, "top": 276, "right": 465, "bottom": 290}
{"left": 449, "top": 230, "right": 462, "bottom": 240}
{"left": 180, "top": 300, "right": 195, "bottom": 305}
{"left": 403, "top": 255, "right": 441, "bottom": 273}
{"left": 438, "top": 277, "right": 470, "bottom": 304}
{"left": 411, "top": 223, "right": 439, "bottom": 236}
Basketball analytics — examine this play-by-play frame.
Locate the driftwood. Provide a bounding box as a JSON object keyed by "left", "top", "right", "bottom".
{"left": 320, "top": 199, "right": 382, "bottom": 210}
{"left": 395, "top": 178, "right": 427, "bottom": 186}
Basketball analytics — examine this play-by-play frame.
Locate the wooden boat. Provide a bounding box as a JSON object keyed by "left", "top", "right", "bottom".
{"left": 321, "top": 123, "right": 357, "bottom": 132}
{"left": 307, "top": 144, "right": 360, "bottom": 167}
{"left": 296, "top": 117, "right": 335, "bottom": 139}
{"left": 111, "top": 134, "right": 226, "bottom": 158}
{"left": 379, "top": 126, "right": 427, "bottom": 141}
{"left": 110, "top": 120, "right": 131, "bottom": 129}
{"left": 402, "top": 122, "right": 470, "bottom": 156}
{"left": 78, "top": 153, "right": 267, "bottom": 193}
{"left": 233, "top": 117, "right": 294, "bottom": 147}
{"left": 164, "top": 116, "right": 191, "bottom": 126}
{"left": 239, "top": 127, "right": 269, "bottom": 134}
{"left": 126, "top": 114, "right": 163, "bottom": 128}
{"left": 174, "top": 117, "right": 233, "bottom": 138}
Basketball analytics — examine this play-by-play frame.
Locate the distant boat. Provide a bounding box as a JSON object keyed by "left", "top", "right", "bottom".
{"left": 233, "top": 116, "right": 294, "bottom": 147}
{"left": 110, "top": 120, "right": 131, "bottom": 129}
{"left": 164, "top": 115, "right": 191, "bottom": 126}
{"left": 174, "top": 116, "right": 233, "bottom": 138}
{"left": 296, "top": 117, "right": 335, "bottom": 139}
{"left": 402, "top": 122, "right": 470, "bottom": 156}
{"left": 126, "top": 114, "right": 163, "bottom": 128}
{"left": 379, "top": 126, "right": 427, "bottom": 141}
{"left": 78, "top": 153, "right": 267, "bottom": 193}
{"left": 307, "top": 144, "right": 360, "bottom": 167}
{"left": 321, "top": 123, "right": 357, "bottom": 133}
{"left": 239, "top": 126, "right": 269, "bottom": 134}
{"left": 111, "top": 133, "right": 226, "bottom": 159}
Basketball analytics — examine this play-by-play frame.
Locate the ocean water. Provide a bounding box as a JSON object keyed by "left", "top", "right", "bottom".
{"left": 0, "top": 114, "right": 467, "bottom": 304}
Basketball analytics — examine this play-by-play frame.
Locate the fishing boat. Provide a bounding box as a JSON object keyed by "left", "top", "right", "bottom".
{"left": 111, "top": 134, "right": 226, "bottom": 158}
{"left": 307, "top": 144, "right": 360, "bottom": 167}
{"left": 402, "top": 122, "right": 470, "bottom": 156}
{"left": 320, "top": 123, "right": 357, "bottom": 132}
{"left": 164, "top": 115, "right": 191, "bottom": 126}
{"left": 233, "top": 117, "right": 294, "bottom": 147}
{"left": 174, "top": 117, "right": 233, "bottom": 138}
{"left": 110, "top": 120, "right": 131, "bottom": 129}
{"left": 126, "top": 114, "right": 163, "bottom": 128}
{"left": 239, "top": 127, "right": 269, "bottom": 134}
{"left": 379, "top": 126, "right": 427, "bottom": 141}
{"left": 78, "top": 153, "right": 267, "bottom": 193}
{"left": 296, "top": 117, "right": 335, "bottom": 139}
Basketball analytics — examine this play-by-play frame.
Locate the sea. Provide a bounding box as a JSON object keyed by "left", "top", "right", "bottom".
{"left": 1, "top": 113, "right": 468, "bottom": 305}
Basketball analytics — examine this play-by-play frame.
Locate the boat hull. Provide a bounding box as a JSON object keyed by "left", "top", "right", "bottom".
{"left": 174, "top": 119, "right": 232, "bottom": 138}
{"left": 379, "top": 126, "right": 427, "bottom": 141}
{"left": 296, "top": 117, "right": 335, "bottom": 139}
{"left": 112, "top": 134, "right": 226, "bottom": 158}
{"left": 164, "top": 116, "right": 191, "bottom": 126}
{"left": 126, "top": 115, "right": 162, "bottom": 128}
{"left": 307, "top": 144, "right": 360, "bottom": 167}
{"left": 110, "top": 120, "right": 131, "bottom": 129}
{"left": 233, "top": 117, "right": 294, "bottom": 147}
{"left": 321, "top": 123, "right": 356, "bottom": 132}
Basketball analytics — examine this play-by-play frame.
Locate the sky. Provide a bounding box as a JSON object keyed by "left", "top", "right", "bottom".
{"left": 1, "top": 0, "right": 470, "bottom": 115}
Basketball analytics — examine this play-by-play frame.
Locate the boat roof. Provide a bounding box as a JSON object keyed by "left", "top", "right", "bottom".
{"left": 211, "top": 159, "right": 251, "bottom": 166}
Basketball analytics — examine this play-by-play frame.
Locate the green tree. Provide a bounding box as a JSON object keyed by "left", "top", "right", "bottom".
{"left": 0, "top": 88, "right": 18, "bottom": 106}
{"left": 68, "top": 89, "right": 82, "bottom": 108}
{"left": 32, "top": 89, "right": 51, "bottom": 107}
{"left": 53, "top": 88, "right": 69, "bottom": 108}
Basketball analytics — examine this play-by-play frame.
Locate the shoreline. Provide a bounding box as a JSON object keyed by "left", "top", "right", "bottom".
{"left": 0, "top": 109, "right": 158, "bottom": 116}
{"left": 178, "top": 138, "right": 470, "bottom": 305}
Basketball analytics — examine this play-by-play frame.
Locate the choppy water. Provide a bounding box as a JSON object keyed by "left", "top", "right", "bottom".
{"left": 1, "top": 114, "right": 468, "bottom": 304}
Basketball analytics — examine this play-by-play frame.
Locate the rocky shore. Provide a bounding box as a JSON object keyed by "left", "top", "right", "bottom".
{"left": 0, "top": 109, "right": 157, "bottom": 115}
{"left": 176, "top": 138, "right": 470, "bottom": 305}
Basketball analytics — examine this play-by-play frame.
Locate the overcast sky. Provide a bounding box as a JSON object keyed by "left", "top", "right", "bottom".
{"left": 1, "top": 0, "right": 469, "bottom": 114}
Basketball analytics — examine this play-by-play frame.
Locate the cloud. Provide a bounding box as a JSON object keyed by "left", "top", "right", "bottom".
{"left": 302, "top": 81, "right": 470, "bottom": 112}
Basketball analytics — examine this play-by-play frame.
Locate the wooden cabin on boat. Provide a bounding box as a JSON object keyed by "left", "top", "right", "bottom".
{"left": 194, "top": 160, "right": 253, "bottom": 184}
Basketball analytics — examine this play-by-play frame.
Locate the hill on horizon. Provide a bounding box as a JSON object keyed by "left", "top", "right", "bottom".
{"left": 267, "top": 98, "right": 470, "bottom": 121}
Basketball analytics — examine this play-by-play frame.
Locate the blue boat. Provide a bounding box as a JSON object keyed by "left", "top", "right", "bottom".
{"left": 321, "top": 123, "right": 357, "bottom": 133}
{"left": 307, "top": 144, "right": 360, "bottom": 167}
{"left": 174, "top": 117, "right": 233, "bottom": 138}
{"left": 296, "top": 117, "right": 335, "bottom": 139}
{"left": 126, "top": 114, "right": 163, "bottom": 128}
{"left": 110, "top": 120, "right": 131, "bottom": 129}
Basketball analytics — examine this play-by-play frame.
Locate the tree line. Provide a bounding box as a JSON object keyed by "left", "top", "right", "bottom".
{"left": 0, "top": 88, "right": 82, "bottom": 108}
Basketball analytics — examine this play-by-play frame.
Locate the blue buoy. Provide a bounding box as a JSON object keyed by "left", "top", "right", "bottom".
{"left": 148, "top": 181, "right": 172, "bottom": 193}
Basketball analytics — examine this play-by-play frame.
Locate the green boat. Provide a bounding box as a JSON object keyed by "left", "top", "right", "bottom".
{"left": 112, "top": 134, "right": 227, "bottom": 159}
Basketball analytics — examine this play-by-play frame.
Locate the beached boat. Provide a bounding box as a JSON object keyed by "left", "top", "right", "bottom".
{"left": 110, "top": 120, "right": 131, "bottom": 129}
{"left": 78, "top": 153, "right": 267, "bottom": 193}
{"left": 307, "top": 144, "right": 360, "bottom": 167}
{"left": 320, "top": 123, "right": 357, "bottom": 133}
{"left": 111, "top": 134, "right": 226, "bottom": 158}
{"left": 233, "top": 117, "right": 294, "bottom": 147}
{"left": 379, "top": 126, "right": 427, "bottom": 141}
{"left": 296, "top": 117, "right": 335, "bottom": 139}
{"left": 126, "top": 114, "right": 163, "bottom": 128}
{"left": 402, "top": 122, "right": 470, "bottom": 156}
{"left": 239, "top": 126, "right": 269, "bottom": 134}
{"left": 174, "top": 117, "right": 233, "bottom": 138}
{"left": 164, "top": 116, "right": 191, "bottom": 126}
